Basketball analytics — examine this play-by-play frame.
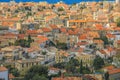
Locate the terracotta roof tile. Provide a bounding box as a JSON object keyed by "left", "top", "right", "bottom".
{"left": 26, "top": 30, "right": 38, "bottom": 34}
{"left": 50, "top": 24, "right": 58, "bottom": 29}
{"left": 17, "top": 34, "right": 25, "bottom": 39}
{"left": 0, "top": 66, "right": 8, "bottom": 72}
{"left": 79, "top": 34, "right": 87, "bottom": 40}
{"left": 60, "top": 28, "right": 67, "bottom": 33}
{"left": 103, "top": 65, "right": 115, "bottom": 70}
{"left": 94, "top": 40, "right": 104, "bottom": 44}
{"left": 106, "top": 33, "right": 115, "bottom": 38}
{"left": 109, "top": 68, "right": 120, "bottom": 75}
{"left": 41, "top": 28, "right": 51, "bottom": 32}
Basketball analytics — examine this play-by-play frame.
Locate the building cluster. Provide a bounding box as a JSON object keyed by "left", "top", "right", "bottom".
{"left": 0, "top": 0, "right": 120, "bottom": 80}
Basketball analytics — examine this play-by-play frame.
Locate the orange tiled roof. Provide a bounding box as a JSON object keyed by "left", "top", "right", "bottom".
{"left": 60, "top": 28, "right": 67, "bottom": 33}
{"left": 26, "top": 30, "right": 38, "bottom": 34}
{"left": 0, "top": 17, "right": 20, "bottom": 21}
{"left": 41, "top": 28, "right": 51, "bottom": 32}
{"left": 99, "top": 50, "right": 106, "bottom": 54}
{"left": 77, "top": 42, "right": 88, "bottom": 46}
{"left": 17, "top": 34, "right": 25, "bottom": 39}
{"left": 69, "top": 20, "right": 86, "bottom": 23}
{"left": 0, "top": 66, "right": 8, "bottom": 72}
{"left": 107, "top": 47, "right": 114, "bottom": 52}
{"left": 88, "top": 32, "right": 100, "bottom": 38}
{"left": 37, "top": 29, "right": 43, "bottom": 33}
{"left": 84, "top": 28, "right": 91, "bottom": 31}
{"left": 58, "top": 50, "right": 69, "bottom": 57}
{"left": 2, "top": 21, "right": 15, "bottom": 27}
{"left": 109, "top": 68, "right": 120, "bottom": 75}
{"left": 50, "top": 24, "right": 58, "bottom": 29}
{"left": 113, "top": 27, "right": 120, "bottom": 31}
{"left": 106, "top": 33, "right": 115, "bottom": 38}
{"left": 94, "top": 40, "right": 103, "bottom": 44}
{"left": 103, "top": 65, "right": 115, "bottom": 70}
{"left": 55, "top": 3, "right": 69, "bottom": 9}
{"left": 117, "top": 40, "right": 120, "bottom": 44}
{"left": 94, "top": 24, "right": 104, "bottom": 30}
{"left": 37, "top": 35, "right": 48, "bottom": 44}
{"left": 68, "top": 30, "right": 77, "bottom": 35}
{"left": 79, "top": 34, "right": 87, "bottom": 40}
{"left": 71, "top": 26, "right": 77, "bottom": 29}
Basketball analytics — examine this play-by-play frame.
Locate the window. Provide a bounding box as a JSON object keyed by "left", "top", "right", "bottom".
{"left": 22, "top": 63, "right": 24, "bottom": 68}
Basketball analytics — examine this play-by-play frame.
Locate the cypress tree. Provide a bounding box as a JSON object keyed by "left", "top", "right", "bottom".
{"left": 80, "top": 60, "right": 83, "bottom": 74}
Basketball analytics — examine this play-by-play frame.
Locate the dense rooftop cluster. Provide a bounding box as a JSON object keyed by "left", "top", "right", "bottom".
{"left": 0, "top": 1, "right": 120, "bottom": 80}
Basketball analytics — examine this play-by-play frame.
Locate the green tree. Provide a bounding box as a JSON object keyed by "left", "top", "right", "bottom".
{"left": 93, "top": 56, "right": 105, "bottom": 70}
{"left": 32, "top": 74, "right": 48, "bottom": 80}
{"left": 69, "top": 58, "right": 80, "bottom": 67}
{"left": 83, "top": 65, "right": 91, "bottom": 74}
{"left": 80, "top": 60, "right": 83, "bottom": 74}
{"left": 53, "top": 62, "right": 66, "bottom": 69}
{"left": 65, "top": 63, "right": 76, "bottom": 73}
{"left": 14, "top": 40, "right": 20, "bottom": 46}
{"left": 116, "top": 17, "right": 120, "bottom": 27}
{"left": 104, "top": 72, "right": 109, "bottom": 80}
{"left": 24, "top": 65, "right": 48, "bottom": 80}
{"left": 58, "top": 7, "right": 64, "bottom": 11}
{"left": 5, "top": 65, "right": 20, "bottom": 77}
{"left": 101, "top": 36, "right": 109, "bottom": 45}
{"left": 27, "top": 35, "right": 33, "bottom": 48}
{"left": 57, "top": 42, "right": 68, "bottom": 50}
{"left": 42, "top": 51, "right": 47, "bottom": 55}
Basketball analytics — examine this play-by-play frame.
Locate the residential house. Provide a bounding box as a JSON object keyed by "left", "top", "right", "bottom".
{"left": 114, "top": 40, "right": 120, "bottom": 48}
{"left": 103, "top": 65, "right": 120, "bottom": 80}
{"left": 15, "top": 59, "right": 42, "bottom": 75}
{"left": 54, "top": 33, "right": 68, "bottom": 43}
{"left": 0, "top": 38, "right": 9, "bottom": 47}
{"left": 75, "top": 53, "right": 95, "bottom": 66}
{"left": 96, "top": 47, "right": 116, "bottom": 59}
{"left": 55, "top": 50, "right": 71, "bottom": 63}
{"left": 2, "top": 33, "right": 17, "bottom": 45}
{"left": 112, "top": 27, "right": 120, "bottom": 41}
{"left": 67, "top": 20, "right": 86, "bottom": 28}
{"left": 26, "top": 30, "right": 38, "bottom": 37}
{"left": 93, "top": 39, "right": 104, "bottom": 49}
{"left": 41, "top": 51, "right": 55, "bottom": 66}
{"left": 83, "top": 74, "right": 103, "bottom": 80}
{"left": 48, "top": 67, "right": 60, "bottom": 76}
{"left": 27, "top": 47, "right": 41, "bottom": 59}
{"left": 36, "top": 35, "right": 49, "bottom": 48}
{"left": 78, "top": 34, "right": 88, "bottom": 43}
{"left": 1, "top": 46, "right": 23, "bottom": 61}
{"left": 112, "top": 54, "right": 120, "bottom": 68}
{"left": 0, "top": 66, "right": 8, "bottom": 80}
{"left": 41, "top": 27, "right": 52, "bottom": 36}
{"left": 47, "top": 17, "right": 63, "bottom": 26}
{"left": 106, "top": 33, "right": 115, "bottom": 42}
